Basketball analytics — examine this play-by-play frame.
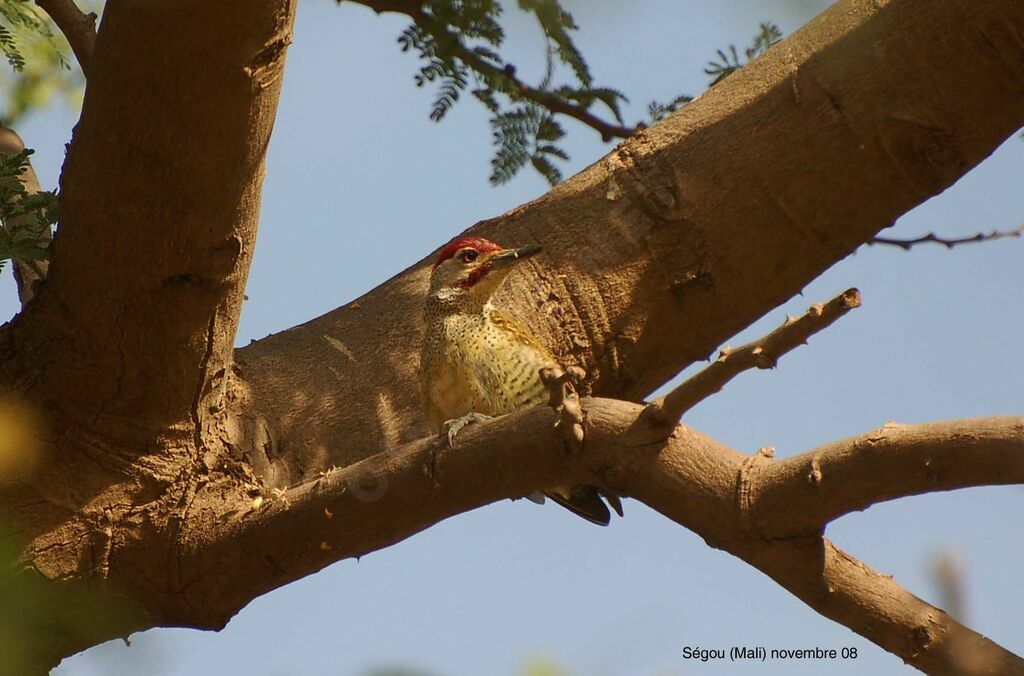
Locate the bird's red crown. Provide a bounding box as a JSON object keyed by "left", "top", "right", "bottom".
{"left": 433, "top": 237, "right": 504, "bottom": 269}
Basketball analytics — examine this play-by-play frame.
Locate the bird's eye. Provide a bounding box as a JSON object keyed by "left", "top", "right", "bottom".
{"left": 459, "top": 250, "right": 478, "bottom": 263}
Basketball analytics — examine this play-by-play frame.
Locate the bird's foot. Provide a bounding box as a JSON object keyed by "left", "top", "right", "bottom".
{"left": 440, "top": 412, "right": 494, "bottom": 447}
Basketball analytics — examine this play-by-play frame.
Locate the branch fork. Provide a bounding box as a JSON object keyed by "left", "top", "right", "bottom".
{"left": 36, "top": 0, "right": 97, "bottom": 77}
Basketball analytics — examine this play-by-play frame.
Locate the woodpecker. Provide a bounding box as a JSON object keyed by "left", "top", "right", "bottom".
{"left": 419, "top": 235, "right": 623, "bottom": 526}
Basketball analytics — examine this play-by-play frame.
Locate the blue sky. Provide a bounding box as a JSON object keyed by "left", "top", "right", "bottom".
{"left": 2, "top": 1, "right": 1021, "bottom": 674}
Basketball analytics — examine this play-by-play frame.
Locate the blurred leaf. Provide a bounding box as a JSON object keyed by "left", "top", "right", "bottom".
{"left": 0, "top": 0, "right": 101, "bottom": 124}
{"left": 0, "top": 521, "right": 137, "bottom": 674}
{"left": 648, "top": 22, "right": 783, "bottom": 125}
{"left": 521, "top": 655, "right": 571, "bottom": 676}
{"left": 0, "top": 148, "right": 58, "bottom": 272}
{"left": 705, "top": 21, "right": 782, "bottom": 85}
{"left": 364, "top": 668, "right": 444, "bottom": 676}
{"left": 394, "top": 0, "right": 624, "bottom": 185}
{"left": 647, "top": 93, "right": 693, "bottom": 123}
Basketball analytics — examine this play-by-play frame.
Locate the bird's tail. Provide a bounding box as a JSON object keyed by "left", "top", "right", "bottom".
{"left": 545, "top": 485, "right": 624, "bottom": 526}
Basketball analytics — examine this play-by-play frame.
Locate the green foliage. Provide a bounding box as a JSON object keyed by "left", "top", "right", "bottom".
{"left": 704, "top": 21, "right": 783, "bottom": 85}
{"left": 648, "top": 94, "right": 693, "bottom": 123}
{"left": 647, "top": 22, "right": 783, "bottom": 125}
{"left": 490, "top": 103, "right": 566, "bottom": 184}
{"left": 0, "top": 0, "right": 56, "bottom": 71}
{"left": 0, "top": 0, "right": 91, "bottom": 125}
{"left": 0, "top": 148, "right": 57, "bottom": 273}
{"left": 518, "top": 0, "right": 588, "bottom": 86}
{"left": 1, "top": 33, "right": 81, "bottom": 124}
{"left": 395, "top": 0, "right": 626, "bottom": 186}
{"left": 394, "top": 2, "right": 785, "bottom": 186}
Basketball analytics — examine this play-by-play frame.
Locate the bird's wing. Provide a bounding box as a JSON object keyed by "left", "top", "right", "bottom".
{"left": 488, "top": 309, "right": 557, "bottom": 363}
{"left": 491, "top": 309, "right": 625, "bottom": 526}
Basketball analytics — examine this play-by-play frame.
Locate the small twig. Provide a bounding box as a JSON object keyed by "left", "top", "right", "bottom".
{"left": 932, "top": 550, "right": 967, "bottom": 623}
{"left": 539, "top": 365, "right": 586, "bottom": 447}
{"left": 645, "top": 288, "right": 862, "bottom": 427}
{"left": 35, "top": 0, "right": 97, "bottom": 78}
{"left": 450, "top": 39, "right": 637, "bottom": 142}
{"left": 385, "top": 4, "right": 639, "bottom": 142}
{"left": 869, "top": 225, "right": 1023, "bottom": 250}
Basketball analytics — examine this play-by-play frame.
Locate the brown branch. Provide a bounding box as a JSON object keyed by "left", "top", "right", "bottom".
{"left": 7, "top": 0, "right": 1024, "bottom": 668}
{"left": 749, "top": 417, "right": 1024, "bottom": 538}
{"left": 932, "top": 550, "right": 968, "bottom": 623}
{"left": 759, "top": 538, "right": 1017, "bottom": 676}
{"left": 10, "top": 0, "right": 297, "bottom": 444}
{"left": 35, "top": 0, "right": 97, "bottom": 77}
{"left": 433, "top": 25, "right": 637, "bottom": 141}
{"left": 234, "top": 0, "right": 1024, "bottom": 484}
{"left": 490, "top": 65, "right": 638, "bottom": 142}
{"left": 869, "top": 225, "right": 1024, "bottom": 250}
{"left": 183, "top": 403, "right": 1024, "bottom": 673}
{"left": 0, "top": 125, "right": 50, "bottom": 306}
{"left": 645, "top": 288, "right": 861, "bottom": 426}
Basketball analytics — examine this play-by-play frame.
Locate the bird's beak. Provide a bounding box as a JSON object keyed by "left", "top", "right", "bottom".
{"left": 490, "top": 244, "right": 543, "bottom": 267}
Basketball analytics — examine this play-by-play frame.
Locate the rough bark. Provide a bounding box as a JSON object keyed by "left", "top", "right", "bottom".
{"left": 194, "top": 406, "right": 1024, "bottom": 674}
{"left": 234, "top": 0, "right": 1024, "bottom": 486}
{"left": 0, "top": 0, "right": 1021, "bottom": 672}
{"left": 1, "top": 0, "right": 297, "bottom": 668}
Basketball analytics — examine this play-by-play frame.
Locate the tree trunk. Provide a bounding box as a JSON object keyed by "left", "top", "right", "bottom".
{"left": 0, "top": 0, "right": 1021, "bottom": 671}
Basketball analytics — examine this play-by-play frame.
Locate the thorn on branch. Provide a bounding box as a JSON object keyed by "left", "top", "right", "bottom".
{"left": 644, "top": 288, "right": 862, "bottom": 428}
{"left": 868, "top": 225, "right": 1023, "bottom": 250}
{"left": 540, "top": 365, "right": 586, "bottom": 448}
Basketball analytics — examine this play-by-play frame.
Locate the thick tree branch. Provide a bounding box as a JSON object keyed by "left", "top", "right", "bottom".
{"left": 750, "top": 417, "right": 1024, "bottom": 538}
{"left": 183, "top": 403, "right": 1023, "bottom": 672}
{"left": 2, "top": 0, "right": 1024, "bottom": 669}
{"left": 234, "top": 0, "right": 1024, "bottom": 488}
{"left": 645, "top": 288, "right": 861, "bottom": 426}
{"left": 869, "top": 224, "right": 1024, "bottom": 250}
{"left": 756, "top": 538, "right": 1020, "bottom": 676}
{"left": 9, "top": 0, "right": 296, "bottom": 446}
{"left": 35, "top": 0, "right": 97, "bottom": 77}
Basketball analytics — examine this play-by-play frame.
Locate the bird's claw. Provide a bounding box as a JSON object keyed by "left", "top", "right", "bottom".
{"left": 440, "top": 412, "right": 494, "bottom": 447}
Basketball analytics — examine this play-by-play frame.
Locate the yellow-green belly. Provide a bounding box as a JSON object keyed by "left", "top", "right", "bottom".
{"left": 421, "top": 311, "right": 552, "bottom": 431}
